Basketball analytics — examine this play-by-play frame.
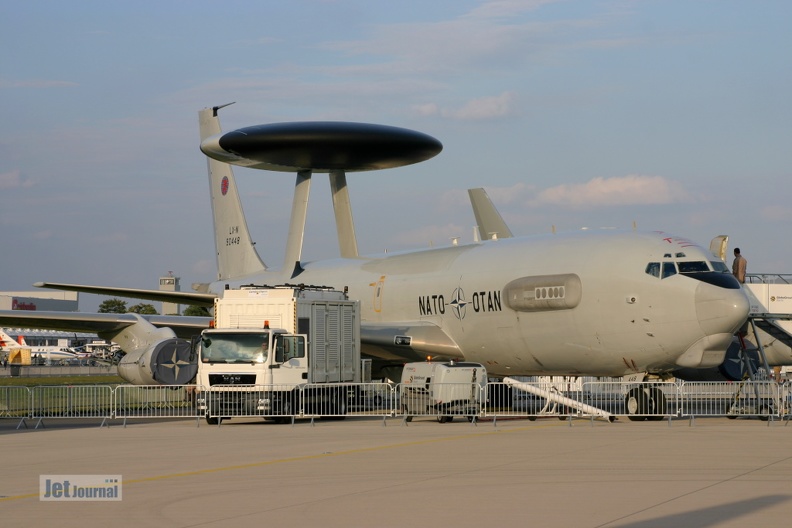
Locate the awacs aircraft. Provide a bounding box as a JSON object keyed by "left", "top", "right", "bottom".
{"left": 0, "top": 104, "right": 750, "bottom": 387}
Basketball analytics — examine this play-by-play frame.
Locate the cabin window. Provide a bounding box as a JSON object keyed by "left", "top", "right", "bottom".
{"left": 711, "top": 261, "right": 729, "bottom": 273}
{"left": 662, "top": 262, "right": 677, "bottom": 279}
{"left": 645, "top": 262, "right": 660, "bottom": 278}
{"left": 678, "top": 261, "right": 709, "bottom": 273}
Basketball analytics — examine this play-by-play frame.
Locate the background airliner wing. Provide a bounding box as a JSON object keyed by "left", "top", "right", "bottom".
{"left": 0, "top": 310, "right": 210, "bottom": 339}
{"left": 34, "top": 282, "right": 217, "bottom": 307}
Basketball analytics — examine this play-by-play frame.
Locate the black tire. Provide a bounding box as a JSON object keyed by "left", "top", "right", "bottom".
{"left": 324, "top": 392, "right": 348, "bottom": 421}
{"left": 275, "top": 397, "right": 294, "bottom": 424}
{"left": 206, "top": 415, "right": 219, "bottom": 425}
{"left": 626, "top": 387, "right": 648, "bottom": 422}
{"left": 438, "top": 416, "right": 453, "bottom": 423}
{"left": 646, "top": 387, "right": 667, "bottom": 421}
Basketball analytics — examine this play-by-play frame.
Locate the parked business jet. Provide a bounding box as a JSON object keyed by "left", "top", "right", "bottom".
{"left": 0, "top": 105, "right": 750, "bottom": 388}
{"left": 0, "top": 329, "right": 79, "bottom": 363}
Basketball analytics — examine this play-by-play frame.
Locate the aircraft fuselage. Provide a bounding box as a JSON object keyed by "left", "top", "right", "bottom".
{"left": 216, "top": 230, "right": 749, "bottom": 378}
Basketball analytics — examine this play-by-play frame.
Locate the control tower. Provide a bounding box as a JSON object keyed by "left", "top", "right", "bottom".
{"left": 159, "top": 272, "right": 181, "bottom": 315}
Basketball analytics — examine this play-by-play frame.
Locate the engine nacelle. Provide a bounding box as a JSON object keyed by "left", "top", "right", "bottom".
{"left": 117, "top": 338, "right": 196, "bottom": 385}
{"left": 99, "top": 313, "right": 197, "bottom": 385}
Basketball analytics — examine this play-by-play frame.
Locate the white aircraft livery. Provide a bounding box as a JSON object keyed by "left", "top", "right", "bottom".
{"left": 0, "top": 329, "right": 78, "bottom": 363}
{"left": 0, "top": 104, "right": 750, "bottom": 386}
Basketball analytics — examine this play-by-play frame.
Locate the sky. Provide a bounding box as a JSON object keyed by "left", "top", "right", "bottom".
{"left": 2, "top": 0, "right": 791, "bottom": 312}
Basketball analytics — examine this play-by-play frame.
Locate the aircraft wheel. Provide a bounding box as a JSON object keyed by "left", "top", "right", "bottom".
{"left": 626, "top": 387, "right": 648, "bottom": 421}
{"left": 646, "top": 387, "right": 667, "bottom": 421}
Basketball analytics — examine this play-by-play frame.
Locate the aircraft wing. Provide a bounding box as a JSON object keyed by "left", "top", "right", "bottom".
{"left": 0, "top": 310, "right": 210, "bottom": 339}
{"left": 34, "top": 282, "right": 217, "bottom": 307}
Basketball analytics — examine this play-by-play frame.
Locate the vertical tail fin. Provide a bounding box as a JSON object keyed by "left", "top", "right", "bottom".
{"left": 468, "top": 188, "right": 513, "bottom": 240}
{"left": 0, "top": 329, "right": 22, "bottom": 349}
{"left": 199, "top": 105, "right": 267, "bottom": 280}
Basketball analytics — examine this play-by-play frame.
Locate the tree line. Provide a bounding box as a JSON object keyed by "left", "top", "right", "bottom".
{"left": 97, "top": 298, "right": 209, "bottom": 316}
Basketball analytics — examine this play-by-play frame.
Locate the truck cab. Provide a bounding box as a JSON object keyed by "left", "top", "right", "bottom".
{"left": 197, "top": 327, "right": 307, "bottom": 387}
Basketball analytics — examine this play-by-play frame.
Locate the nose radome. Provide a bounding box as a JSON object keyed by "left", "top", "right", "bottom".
{"left": 695, "top": 282, "right": 750, "bottom": 336}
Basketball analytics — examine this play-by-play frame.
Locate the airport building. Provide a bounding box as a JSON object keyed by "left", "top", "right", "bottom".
{"left": 0, "top": 290, "right": 79, "bottom": 312}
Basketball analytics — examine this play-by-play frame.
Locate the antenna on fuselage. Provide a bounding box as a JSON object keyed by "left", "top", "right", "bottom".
{"left": 199, "top": 117, "right": 443, "bottom": 268}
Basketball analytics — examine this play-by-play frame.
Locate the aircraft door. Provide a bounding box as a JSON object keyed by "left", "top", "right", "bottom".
{"left": 370, "top": 275, "right": 385, "bottom": 313}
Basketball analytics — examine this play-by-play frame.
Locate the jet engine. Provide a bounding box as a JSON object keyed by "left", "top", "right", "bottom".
{"left": 100, "top": 314, "right": 197, "bottom": 385}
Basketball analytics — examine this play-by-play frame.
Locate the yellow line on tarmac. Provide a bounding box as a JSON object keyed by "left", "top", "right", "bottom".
{"left": 0, "top": 421, "right": 559, "bottom": 502}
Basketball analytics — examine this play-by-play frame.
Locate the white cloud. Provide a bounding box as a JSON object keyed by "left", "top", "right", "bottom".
{"left": 465, "top": 0, "right": 563, "bottom": 20}
{"left": 534, "top": 175, "right": 693, "bottom": 208}
{"left": 413, "top": 92, "right": 517, "bottom": 120}
{"left": 760, "top": 205, "right": 792, "bottom": 222}
{"left": 446, "top": 92, "right": 517, "bottom": 120}
{"left": 0, "top": 170, "right": 34, "bottom": 189}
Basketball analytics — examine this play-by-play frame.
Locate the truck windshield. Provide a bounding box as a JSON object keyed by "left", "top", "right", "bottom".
{"left": 200, "top": 332, "right": 269, "bottom": 364}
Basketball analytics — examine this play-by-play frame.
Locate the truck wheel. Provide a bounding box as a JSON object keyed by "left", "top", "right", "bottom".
{"left": 324, "top": 395, "right": 348, "bottom": 420}
{"left": 206, "top": 415, "right": 220, "bottom": 425}
{"left": 438, "top": 416, "right": 453, "bottom": 423}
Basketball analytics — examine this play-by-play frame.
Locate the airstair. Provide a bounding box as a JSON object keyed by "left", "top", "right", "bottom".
{"left": 741, "top": 274, "right": 792, "bottom": 381}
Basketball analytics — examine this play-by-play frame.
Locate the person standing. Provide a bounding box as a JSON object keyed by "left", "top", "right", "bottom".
{"left": 732, "top": 248, "right": 747, "bottom": 283}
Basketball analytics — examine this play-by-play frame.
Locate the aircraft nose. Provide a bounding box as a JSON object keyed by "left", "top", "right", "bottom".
{"left": 695, "top": 282, "right": 750, "bottom": 336}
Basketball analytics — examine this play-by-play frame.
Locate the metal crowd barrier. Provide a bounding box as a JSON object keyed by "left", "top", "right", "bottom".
{"left": 1, "top": 381, "right": 790, "bottom": 428}
{"left": 0, "top": 386, "right": 31, "bottom": 429}
{"left": 200, "top": 383, "right": 396, "bottom": 426}
{"left": 680, "top": 381, "right": 787, "bottom": 421}
{"left": 30, "top": 385, "right": 114, "bottom": 428}
{"left": 115, "top": 385, "right": 201, "bottom": 426}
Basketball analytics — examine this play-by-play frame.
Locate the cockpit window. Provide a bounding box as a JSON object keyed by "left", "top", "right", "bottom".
{"left": 711, "top": 261, "right": 729, "bottom": 273}
{"left": 645, "top": 262, "right": 660, "bottom": 278}
{"left": 677, "top": 261, "right": 709, "bottom": 273}
{"left": 662, "top": 262, "right": 677, "bottom": 279}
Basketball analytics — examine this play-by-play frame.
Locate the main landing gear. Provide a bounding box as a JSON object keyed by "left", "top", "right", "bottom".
{"left": 625, "top": 385, "right": 667, "bottom": 421}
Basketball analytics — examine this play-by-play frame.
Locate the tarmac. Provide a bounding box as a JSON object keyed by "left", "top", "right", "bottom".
{"left": 1, "top": 415, "right": 791, "bottom": 527}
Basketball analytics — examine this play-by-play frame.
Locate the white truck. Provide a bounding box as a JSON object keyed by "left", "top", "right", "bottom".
{"left": 195, "top": 285, "right": 361, "bottom": 424}
{"left": 400, "top": 361, "right": 487, "bottom": 422}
